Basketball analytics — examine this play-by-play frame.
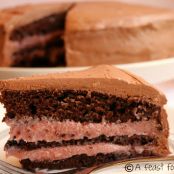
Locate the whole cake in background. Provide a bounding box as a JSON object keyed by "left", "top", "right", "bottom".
{"left": 0, "top": 65, "right": 169, "bottom": 172}
{"left": 1, "top": 2, "right": 174, "bottom": 67}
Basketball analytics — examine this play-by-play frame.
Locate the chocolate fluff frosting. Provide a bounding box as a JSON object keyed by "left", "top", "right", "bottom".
{"left": 0, "top": 65, "right": 166, "bottom": 105}
{"left": 66, "top": 2, "right": 174, "bottom": 32}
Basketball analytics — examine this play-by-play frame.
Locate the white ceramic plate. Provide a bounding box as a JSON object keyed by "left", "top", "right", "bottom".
{"left": 0, "top": 58, "right": 174, "bottom": 84}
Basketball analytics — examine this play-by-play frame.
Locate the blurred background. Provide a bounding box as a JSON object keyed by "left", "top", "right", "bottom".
{"left": 0, "top": 0, "right": 174, "bottom": 9}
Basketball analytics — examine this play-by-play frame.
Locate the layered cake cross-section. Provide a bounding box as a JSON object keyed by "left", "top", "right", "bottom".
{"left": 0, "top": 65, "right": 169, "bottom": 171}
{"left": 0, "top": 3, "right": 72, "bottom": 67}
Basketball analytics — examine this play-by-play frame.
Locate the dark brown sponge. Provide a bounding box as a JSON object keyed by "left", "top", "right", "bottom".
{"left": 10, "top": 12, "right": 67, "bottom": 41}
{"left": 5, "top": 135, "right": 157, "bottom": 150}
{"left": 2, "top": 90, "right": 161, "bottom": 124}
{"left": 21, "top": 151, "right": 156, "bottom": 172}
{"left": 11, "top": 37, "right": 65, "bottom": 67}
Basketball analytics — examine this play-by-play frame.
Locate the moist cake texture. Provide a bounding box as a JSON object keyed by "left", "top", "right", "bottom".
{"left": 0, "top": 65, "right": 169, "bottom": 172}
{"left": 1, "top": 2, "right": 174, "bottom": 67}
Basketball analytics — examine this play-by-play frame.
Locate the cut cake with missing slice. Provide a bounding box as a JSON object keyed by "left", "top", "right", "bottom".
{"left": 0, "top": 3, "right": 72, "bottom": 67}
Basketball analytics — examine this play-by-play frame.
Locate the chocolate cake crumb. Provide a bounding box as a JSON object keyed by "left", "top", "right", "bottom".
{"left": 11, "top": 37, "right": 65, "bottom": 67}
{"left": 2, "top": 90, "right": 161, "bottom": 123}
{"left": 10, "top": 12, "right": 67, "bottom": 41}
{"left": 5, "top": 135, "right": 157, "bottom": 150}
{"left": 21, "top": 151, "right": 156, "bottom": 172}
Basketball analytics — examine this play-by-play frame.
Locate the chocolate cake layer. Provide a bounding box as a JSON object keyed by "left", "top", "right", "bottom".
{"left": 2, "top": 90, "right": 160, "bottom": 123}
{"left": 11, "top": 37, "right": 65, "bottom": 67}
{"left": 21, "top": 151, "right": 156, "bottom": 171}
{"left": 5, "top": 135, "right": 156, "bottom": 150}
{"left": 10, "top": 12, "right": 67, "bottom": 41}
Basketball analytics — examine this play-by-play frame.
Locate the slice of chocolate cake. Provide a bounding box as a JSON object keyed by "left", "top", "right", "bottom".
{"left": 65, "top": 2, "right": 174, "bottom": 66}
{"left": 0, "top": 65, "right": 169, "bottom": 172}
{"left": 0, "top": 3, "right": 72, "bottom": 67}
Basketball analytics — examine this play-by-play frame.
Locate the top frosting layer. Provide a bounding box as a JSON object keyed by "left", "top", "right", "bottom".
{"left": 66, "top": 2, "right": 174, "bottom": 32}
{"left": 0, "top": 65, "right": 166, "bottom": 105}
